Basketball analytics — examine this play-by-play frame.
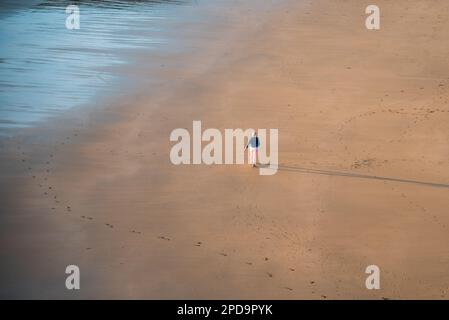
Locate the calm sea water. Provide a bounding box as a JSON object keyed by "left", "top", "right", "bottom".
{"left": 0, "top": 0, "right": 190, "bottom": 134}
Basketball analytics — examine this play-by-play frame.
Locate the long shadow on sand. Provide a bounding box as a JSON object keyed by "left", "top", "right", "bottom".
{"left": 262, "top": 164, "right": 449, "bottom": 189}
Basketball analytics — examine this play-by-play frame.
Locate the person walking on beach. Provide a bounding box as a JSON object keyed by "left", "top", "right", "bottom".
{"left": 245, "top": 131, "right": 260, "bottom": 168}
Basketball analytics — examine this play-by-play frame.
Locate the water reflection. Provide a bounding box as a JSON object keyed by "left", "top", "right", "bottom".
{"left": 0, "top": 0, "right": 190, "bottom": 133}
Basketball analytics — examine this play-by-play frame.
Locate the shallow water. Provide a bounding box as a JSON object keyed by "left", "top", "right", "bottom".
{"left": 0, "top": 0, "right": 190, "bottom": 134}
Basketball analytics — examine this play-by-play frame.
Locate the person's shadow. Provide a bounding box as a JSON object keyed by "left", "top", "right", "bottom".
{"left": 258, "top": 163, "right": 449, "bottom": 189}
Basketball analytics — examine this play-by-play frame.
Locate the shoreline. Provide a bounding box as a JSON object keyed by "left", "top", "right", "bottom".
{"left": 1, "top": 0, "right": 449, "bottom": 299}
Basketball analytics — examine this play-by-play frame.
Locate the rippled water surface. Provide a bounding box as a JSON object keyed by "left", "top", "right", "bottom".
{"left": 0, "top": 0, "right": 189, "bottom": 133}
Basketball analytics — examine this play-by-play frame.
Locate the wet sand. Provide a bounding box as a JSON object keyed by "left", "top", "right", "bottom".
{"left": 1, "top": 0, "right": 449, "bottom": 299}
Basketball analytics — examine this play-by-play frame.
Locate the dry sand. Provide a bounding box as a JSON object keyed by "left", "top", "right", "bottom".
{"left": 1, "top": 0, "right": 449, "bottom": 299}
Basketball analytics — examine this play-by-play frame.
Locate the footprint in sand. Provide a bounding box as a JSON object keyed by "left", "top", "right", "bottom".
{"left": 105, "top": 223, "right": 114, "bottom": 228}
{"left": 283, "top": 287, "right": 293, "bottom": 291}
{"left": 194, "top": 242, "right": 202, "bottom": 247}
{"left": 158, "top": 236, "right": 170, "bottom": 241}
{"left": 219, "top": 252, "right": 228, "bottom": 257}
{"left": 266, "top": 272, "right": 273, "bottom": 278}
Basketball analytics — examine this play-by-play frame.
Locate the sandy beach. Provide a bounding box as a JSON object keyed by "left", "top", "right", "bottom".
{"left": 1, "top": 0, "right": 449, "bottom": 299}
